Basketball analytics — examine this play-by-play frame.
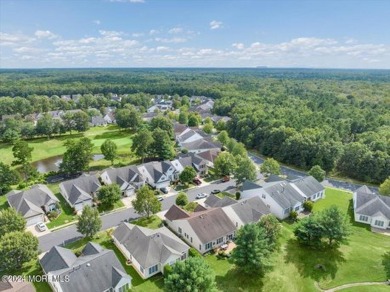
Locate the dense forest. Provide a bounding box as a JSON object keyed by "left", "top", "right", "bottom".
{"left": 0, "top": 68, "right": 389, "bottom": 184}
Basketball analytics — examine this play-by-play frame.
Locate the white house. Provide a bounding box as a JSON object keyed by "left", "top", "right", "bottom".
{"left": 353, "top": 185, "right": 390, "bottom": 230}
{"left": 137, "top": 161, "right": 176, "bottom": 189}
{"left": 164, "top": 205, "right": 236, "bottom": 254}
{"left": 112, "top": 223, "right": 189, "bottom": 279}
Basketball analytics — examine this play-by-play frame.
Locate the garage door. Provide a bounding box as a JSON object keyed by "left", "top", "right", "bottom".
{"left": 26, "top": 215, "right": 43, "bottom": 226}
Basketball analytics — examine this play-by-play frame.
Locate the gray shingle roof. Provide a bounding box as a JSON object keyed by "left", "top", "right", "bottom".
{"left": 291, "top": 176, "right": 324, "bottom": 197}
{"left": 113, "top": 223, "right": 189, "bottom": 268}
{"left": 40, "top": 243, "right": 131, "bottom": 292}
{"left": 186, "top": 208, "right": 236, "bottom": 244}
{"left": 181, "top": 138, "right": 221, "bottom": 151}
{"left": 7, "top": 184, "right": 59, "bottom": 218}
{"left": 59, "top": 174, "right": 101, "bottom": 205}
{"left": 165, "top": 204, "right": 190, "bottom": 221}
{"left": 241, "top": 180, "right": 262, "bottom": 192}
{"left": 263, "top": 181, "right": 305, "bottom": 209}
{"left": 195, "top": 149, "right": 220, "bottom": 164}
{"left": 204, "top": 194, "right": 236, "bottom": 208}
{"left": 104, "top": 165, "right": 143, "bottom": 185}
{"left": 230, "top": 197, "right": 271, "bottom": 224}
{"left": 354, "top": 185, "right": 390, "bottom": 219}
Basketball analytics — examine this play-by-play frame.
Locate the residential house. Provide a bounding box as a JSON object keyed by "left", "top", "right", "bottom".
{"left": 181, "top": 138, "right": 222, "bottom": 154}
{"left": 353, "top": 185, "right": 390, "bottom": 229}
{"left": 204, "top": 194, "right": 236, "bottom": 208}
{"left": 104, "top": 111, "right": 116, "bottom": 124}
{"left": 137, "top": 161, "right": 176, "bottom": 189}
{"left": 195, "top": 149, "right": 220, "bottom": 168}
{"left": 222, "top": 197, "right": 271, "bottom": 228}
{"left": 165, "top": 205, "right": 236, "bottom": 254}
{"left": 190, "top": 99, "right": 214, "bottom": 114}
{"left": 289, "top": 176, "right": 325, "bottom": 202}
{"left": 59, "top": 174, "right": 101, "bottom": 211}
{"left": 6, "top": 184, "right": 59, "bottom": 226}
{"left": 176, "top": 129, "right": 209, "bottom": 146}
{"left": 90, "top": 116, "right": 107, "bottom": 127}
{"left": 171, "top": 153, "right": 208, "bottom": 176}
{"left": 142, "top": 112, "right": 158, "bottom": 122}
{"left": 37, "top": 110, "right": 64, "bottom": 121}
{"left": 174, "top": 123, "right": 189, "bottom": 137}
{"left": 100, "top": 166, "right": 145, "bottom": 197}
{"left": 112, "top": 223, "right": 189, "bottom": 279}
{"left": 40, "top": 242, "right": 131, "bottom": 292}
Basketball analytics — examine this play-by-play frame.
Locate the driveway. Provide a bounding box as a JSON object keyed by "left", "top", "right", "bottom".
{"left": 27, "top": 224, "right": 51, "bottom": 237}
{"left": 38, "top": 179, "right": 237, "bottom": 252}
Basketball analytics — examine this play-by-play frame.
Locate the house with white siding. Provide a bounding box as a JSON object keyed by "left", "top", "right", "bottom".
{"left": 353, "top": 185, "right": 390, "bottom": 230}
{"left": 112, "top": 223, "right": 189, "bottom": 279}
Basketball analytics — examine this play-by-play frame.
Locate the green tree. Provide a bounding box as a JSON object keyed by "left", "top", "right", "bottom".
{"left": 97, "top": 184, "right": 121, "bottom": 207}
{"left": 230, "top": 223, "right": 272, "bottom": 274}
{"left": 2, "top": 128, "right": 20, "bottom": 143}
{"left": 217, "top": 130, "right": 229, "bottom": 146}
{"left": 233, "top": 155, "right": 257, "bottom": 185}
{"left": 151, "top": 116, "right": 174, "bottom": 137}
{"left": 260, "top": 158, "right": 281, "bottom": 176}
{"left": 178, "top": 111, "right": 188, "bottom": 125}
{"left": 151, "top": 128, "right": 175, "bottom": 160}
{"left": 131, "top": 128, "right": 154, "bottom": 162}
{"left": 231, "top": 142, "right": 247, "bottom": 157}
{"left": 319, "top": 205, "right": 350, "bottom": 246}
{"left": 0, "top": 231, "right": 38, "bottom": 271}
{"left": 203, "top": 123, "right": 213, "bottom": 134}
{"left": 36, "top": 113, "right": 54, "bottom": 138}
{"left": 175, "top": 192, "right": 188, "bottom": 206}
{"left": 77, "top": 205, "right": 102, "bottom": 238}
{"left": 188, "top": 113, "right": 201, "bottom": 127}
{"left": 72, "top": 111, "right": 90, "bottom": 132}
{"left": 133, "top": 185, "right": 161, "bottom": 218}
{"left": 379, "top": 177, "right": 390, "bottom": 196}
{"left": 308, "top": 165, "right": 326, "bottom": 182}
{"left": 164, "top": 257, "right": 217, "bottom": 292}
{"left": 214, "top": 152, "right": 236, "bottom": 177}
{"left": 0, "top": 208, "right": 26, "bottom": 237}
{"left": 179, "top": 166, "right": 197, "bottom": 185}
{"left": 0, "top": 162, "right": 19, "bottom": 194}
{"left": 60, "top": 138, "right": 93, "bottom": 175}
{"left": 101, "top": 139, "right": 117, "bottom": 164}
{"left": 12, "top": 140, "right": 33, "bottom": 166}
{"left": 116, "top": 108, "right": 141, "bottom": 130}
{"left": 294, "top": 214, "right": 324, "bottom": 247}
{"left": 258, "top": 214, "right": 281, "bottom": 250}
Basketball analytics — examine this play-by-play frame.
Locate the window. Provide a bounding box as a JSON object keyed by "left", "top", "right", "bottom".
{"left": 295, "top": 206, "right": 300, "bottom": 211}
{"left": 262, "top": 194, "right": 266, "bottom": 199}
{"left": 181, "top": 253, "right": 186, "bottom": 260}
{"left": 284, "top": 208, "right": 290, "bottom": 214}
{"left": 236, "top": 222, "right": 238, "bottom": 227}
{"left": 118, "top": 284, "right": 129, "bottom": 292}
{"left": 359, "top": 215, "right": 369, "bottom": 222}
{"left": 374, "top": 220, "right": 384, "bottom": 227}
{"left": 149, "top": 265, "right": 158, "bottom": 275}
{"left": 205, "top": 242, "right": 212, "bottom": 250}
{"left": 190, "top": 237, "right": 193, "bottom": 243}
{"left": 199, "top": 244, "right": 202, "bottom": 251}
{"left": 140, "top": 267, "right": 144, "bottom": 274}
{"left": 178, "top": 227, "right": 182, "bottom": 234}
{"left": 216, "top": 237, "right": 223, "bottom": 244}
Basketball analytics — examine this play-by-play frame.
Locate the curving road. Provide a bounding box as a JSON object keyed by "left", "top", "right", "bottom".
{"left": 38, "top": 179, "right": 236, "bottom": 252}
{"left": 248, "top": 153, "right": 378, "bottom": 193}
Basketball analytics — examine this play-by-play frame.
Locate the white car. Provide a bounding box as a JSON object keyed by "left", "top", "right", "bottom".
{"left": 36, "top": 222, "right": 47, "bottom": 232}
{"left": 157, "top": 196, "right": 164, "bottom": 201}
{"left": 196, "top": 193, "right": 208, "bottom": 199}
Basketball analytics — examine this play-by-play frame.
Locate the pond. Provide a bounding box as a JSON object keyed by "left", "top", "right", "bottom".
{"left": 31, "top": 154, "right": 105, "bottom": 173}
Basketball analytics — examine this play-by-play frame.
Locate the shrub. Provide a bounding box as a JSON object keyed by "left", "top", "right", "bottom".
{"left": 235, "top": 192, "right": 241, "bottom": 200}
{"left": 48, "top": 211, "right": 59, "bottom": 219}
{"left": 164, "top": 264, "right": 173, "bottom": 275}
{"left": 181, "top": 148, "right": 188, "bottom": 154}
{"left": 289, "top": 211, "right": 298, "bottom": 221}
{"left": 303, "top": 201, "right": 314, "bottom": 212}
{"left": 189, "top": 247, "right": 201, "bottom": 257}
{"left": 175, "top": 192, "right": 188, "bottom": 206}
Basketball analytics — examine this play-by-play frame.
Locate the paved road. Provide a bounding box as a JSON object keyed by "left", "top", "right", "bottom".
{"left": 38, "top": 179, "right": 236, "bottom": 252}
{"left": 248, "top": 153, "right": 378, "bottom": 193}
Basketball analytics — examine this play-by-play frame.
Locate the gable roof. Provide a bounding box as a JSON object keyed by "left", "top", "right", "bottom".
{"left": 227, "top": 197, "right": 271, "bottom": 225}
{"left": 113, "top": 223, "right": 189, "bottom": 268}
{"left": 165, "top": 204, "right": 190, "bottom": 221}
{"left": 290, "top": 176, "right": 324, "bottom": 198}
{"left": 195, "top": 149, "right": 220, "bottom": 164}
{"left": 354, "top": 185, "right": 390, "bottom": 219}
{"left": 59, "top": 174, "right": 101, "bottom": 205}
{"left": 7, "top": 184, "right": 59, "bottom": 218}
{"left": 241, "top": 180, "right": 262, "bottom": 192}
{"left": 137, "top": 161, "right": 172, "bottom": 183}
{"left": 181, "top": 138, "right": 221, "bottom": 151}
{"left": 204, "top": 194, "right": 236, "bottom": 208}
{"left": 40, "top": 243, "right": 131, "bottom": 292}
{"left": 263, "top": 181, "right": 305, "bottom": 209}
{"left": 103, "top": 165, "right": 143, "bottom": 186}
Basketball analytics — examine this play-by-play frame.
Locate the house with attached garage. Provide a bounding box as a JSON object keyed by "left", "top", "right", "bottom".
{"left": 59, "top": 174, "right": 101, "bottom": 212}
{"left": 195, "top": 149, "right": 220, "bottom": 168}
{"left": 181, "top": 138, "right": 222, "bottom": 154}
{"left": 171, "top": 153, "right": 208, "bottom": 176}
{"left": 112, "top": 223, "right": 189, "bottom": 279}
{"left": 40, "top": 242, "right": 131, "bottom": 292}
{"left": 204, "top": 194, "right": 236, "bottom": 208}
{"left": 353, "top": 185, "right": 390, "bottom": 230}
{"left": 289, "top": 176, "right": 325, "bottom": 202}
{"left": 164, "top": 205, "right": 236, "bottom": 254}
{"left": 6, "top": 184, "right": 59, "bottom": 226}
{"left": 137, "top": 161, "right": 176, "bottom": 189}
{"left": 100, "top": 165, "right": 145, "bottom": 197}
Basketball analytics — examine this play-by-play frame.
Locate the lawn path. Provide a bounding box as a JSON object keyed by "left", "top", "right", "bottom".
{"left": 316, "top": 281, "right": 388, "bottom": 292}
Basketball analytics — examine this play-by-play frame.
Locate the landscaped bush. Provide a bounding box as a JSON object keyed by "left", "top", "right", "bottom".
{"left": 48, "top": 211, "right": 59, "bottom": 220}
{"left": 235, "top": 192, "right": 241, "bottom": 200}
{"left": 189, "top": 247, "right": 202, "bottom": 258}
{"left": 289, "top": 211, "right": 298, "bottom": 221}
{"left": 303, "top": 201, "right": 314, "bottom": 212}
{"left": 164, "top": 264, "right": 173, "bottom": 275}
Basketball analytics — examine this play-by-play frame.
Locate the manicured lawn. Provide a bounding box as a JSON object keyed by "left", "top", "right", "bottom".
{"left": 97, "top": 199, "right": 125, "bottom": 213}
{"left": 132, "top": 215, "right": 163, "bottom": 229}
{"left": 0, "top": 125, "right": 136, "bottom": 169}
{"left": 216, "top": 191, "right": 235, "bottom": 199}
{"left": 46, "top": 184, "right": 77, "bottom": 229}
{"left": 203, "top": 187, "right": 390, "bottom": 292}
{"left": 0, "top": 195, "right": 8, "bottom": 211}
{"left": 339, "top": 286, "right": 390, "bottom": 292}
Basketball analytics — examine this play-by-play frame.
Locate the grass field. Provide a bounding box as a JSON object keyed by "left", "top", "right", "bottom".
{"left": 132, "top": 215, "right": 163, "bottom": 229}
{"left": 0, "top": 125, "right": 136, "bottom": 169}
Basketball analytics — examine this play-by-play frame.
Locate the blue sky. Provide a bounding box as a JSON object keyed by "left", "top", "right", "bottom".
{"left": 1, "top": 0, "right": 389, "bottom": 68}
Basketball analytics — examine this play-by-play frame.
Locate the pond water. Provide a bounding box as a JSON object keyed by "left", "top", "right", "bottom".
{"left": 31, "top": 154, "right": 105, "bottom": 173}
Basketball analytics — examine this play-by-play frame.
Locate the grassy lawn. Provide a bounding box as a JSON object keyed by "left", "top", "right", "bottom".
{"left": 0, "top": 195, "right": 8, "bottom": 211}
{"left": 46, "top": 184, "right": 77, "bottom": 229}
{"left": 203, "top": 187, "right": 390, "bottom": 292}
{"left": 97, "top": 199, "right": 125, "bottom": 213}
{"left": 204, "top": 168, "right": 219, "bottom": 182}
{"left": 132, "top": 215, "right": 163, "bottom": 229}
{"left": 0, "top": 125, "right": 136, "bottom": 169}
{"left": 216, "top": 191, "right": 236, "bottom": 199}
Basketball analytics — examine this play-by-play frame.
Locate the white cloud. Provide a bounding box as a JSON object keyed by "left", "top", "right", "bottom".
{"left": 168, "top": 27, "right": 183, "bottom": 34}
{"left": 93, "top": 20, "right": 101, "bottom": 25}
{"left": 132, "top": 32, "right": 144, "bottom": 37}
{"left": 34, "top": 30, "right": 58, "bottom": 39}
{"left": 155, "top": 37, "right": 187, "bottom": 43}
{"left": 149, "top": 29, "right": 159, "bottom": 35}
{"left": 232, "top": 43, "right": 244, "bottom": 50}
{"left": 209, "top": 20, "right": 223, "bottom": 30}
{"left": 0, "top": 32, "right": 35, "bottom": 46}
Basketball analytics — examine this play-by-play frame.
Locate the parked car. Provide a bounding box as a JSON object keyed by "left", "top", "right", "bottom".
{"left": 221, "top": 176, "right": 230, "bottom": 182}
{"left": 157, "top": 196, "right": 164, "bottom": 201}
{"left": 36, "top": 222, "right": 47, "bottom": 232}
{"left": 196, "top": 193, "right": 208, "bottom": 199}
{"left": 193, "top": 178, "right": 202, "bottom": 185}
{"left": 211, "top": 189, "right": 221, "bottom": 194}
{"left": 160, "top": 187, "right": 169, "bottom": 194}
